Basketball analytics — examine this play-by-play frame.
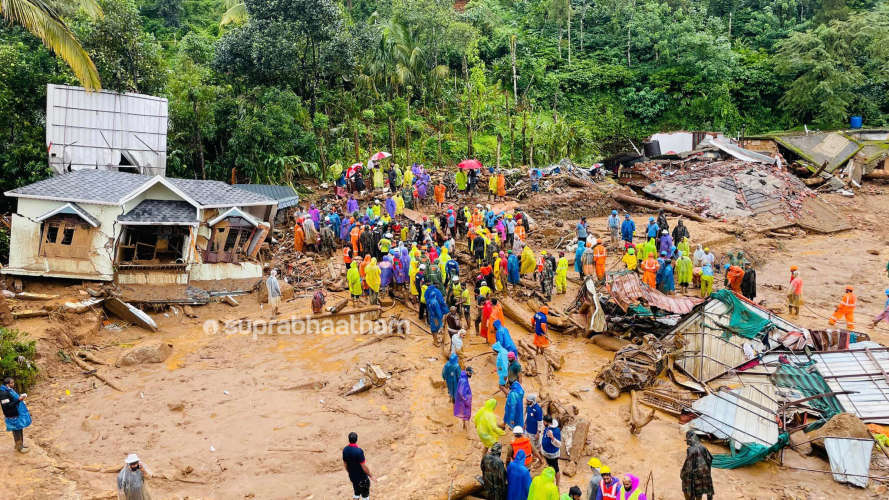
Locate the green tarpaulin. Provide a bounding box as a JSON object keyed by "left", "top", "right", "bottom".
{"left": 771, "top": 363, "right": 844, "bottom": 430}
{"left": 709, "top": 289, "right": 771, "bottom": 339}
{"left": 712, "top": 433, "right": 789, "bottom": 469}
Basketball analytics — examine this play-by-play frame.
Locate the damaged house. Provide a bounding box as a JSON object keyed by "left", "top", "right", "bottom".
{"left": 2, "top": 170, "right": 277, "bottom": 292}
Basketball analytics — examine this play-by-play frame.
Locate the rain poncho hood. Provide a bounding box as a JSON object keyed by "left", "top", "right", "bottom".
{"left": 623, "top": 473, "right": 647, "bottom": 500}
{"left": 473, "top": 398, "right": 506, "bottom": 447}
{"left": 365, "top": 258, "right": 381, "bottom": 292}
{"left": 493, "top": 320, "right": 517, "bottom": 357}
{"left": 425, "top": 285, "right": 448, "bottom": 333}
{"left": 454, "top": 370, "right": 473, "bottom": 420}
{"left": 527, "top": 467, "right": 559, "bottom": 500}
{"left": 493, "top": 342, "right": 509, "bottom": 385}
{"left": 508, "top": 254, "right": 520, "bottom": 284}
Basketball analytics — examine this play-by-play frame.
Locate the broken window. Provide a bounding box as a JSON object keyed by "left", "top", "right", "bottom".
{"left": 39, "top": 216, "right": 91, "bottom": 259}
{"left": 204, "top": 217, "right": 256, "bottom": 263}
{"left": 116, "top": 226, "right": 189, "bottom": 267}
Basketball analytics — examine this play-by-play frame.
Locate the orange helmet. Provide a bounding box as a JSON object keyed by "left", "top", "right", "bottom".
{"left": 790, "top": 265, "right": 798, "bottom": 272}
{"left": 845, "top": 285, "right": 854, "bottom": 291}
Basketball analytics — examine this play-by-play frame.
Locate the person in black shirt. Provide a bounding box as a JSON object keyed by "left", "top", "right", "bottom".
{"left": 342, "top": 432, "right": 372, "bottom": 500}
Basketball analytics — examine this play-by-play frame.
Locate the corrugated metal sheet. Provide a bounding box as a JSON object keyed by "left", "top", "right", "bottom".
{"left": 691, "top": 385, "right": 780, "bottom": 447}
{"left": 608, "top": 272, "right": 703, "bottom": 314}
{"left": 47, "top": 84, "right": 168, "bottom": 176}
{"left": 824, "top": 438, "right": 873, "bottom": 488}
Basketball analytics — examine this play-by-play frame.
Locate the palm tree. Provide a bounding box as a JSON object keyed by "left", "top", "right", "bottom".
{"left": 1, "top": 0, "right": 103, "bottom": 90}
{"left": 220, "top": 0, "right": 247, "bottom": 26}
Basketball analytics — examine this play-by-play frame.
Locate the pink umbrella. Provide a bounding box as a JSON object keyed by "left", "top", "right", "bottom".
{"left": 346, "top": 162, "right": 363, "bottom": 177}
{"left": 370, "top": 151, "right": 392, "bottom": 162}
{"left": 458, "top": 159, "right": 483, "bottom": 170}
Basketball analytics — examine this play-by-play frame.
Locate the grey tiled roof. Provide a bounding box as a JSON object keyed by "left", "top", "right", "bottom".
{"left": 170, "top": 178, "right": 274, "bottom": 206}
{"left": 5, "top": 170, "right": 151, "bottom": 204}
{"left": 4, "top": 170, "right": 276, "bottom": 207}
{"left": 234, "top": 184, "right": 300, "bottom": 209}
{"left": 118, "top": 200, "right": 198, "bottom": 224}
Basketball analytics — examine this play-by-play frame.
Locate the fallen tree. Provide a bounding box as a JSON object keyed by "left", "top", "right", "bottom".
{"left": 611, "top": 192, "right": 707, "bottom": 222}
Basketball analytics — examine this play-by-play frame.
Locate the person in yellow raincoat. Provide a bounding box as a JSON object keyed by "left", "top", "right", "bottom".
{"left": 371, "top": 200, "right": 381, "bottom": 218}
{"left": 488, "top": 172, "right": 498, "bottom": 201}
{"left": 677, "top": 236, "right": 690, "bottom": 260}
{"left": 472, "top": 398, "right": 506, "bottom": 448}
{"left": 410, "top": 243, "right": 420, "bottom": 261}
{"left": 527, "top": 467, "right": 559, "bottom": 500}
{"left": 365, "top": 258, "right": 381, "bottom": 304}
{"left": 347, "top": 262, "right": 362, "bottom": 305}
{"left": 520, "top": 245, "right": 536, "bottom": 275}
{"left": 403, "top": 168, "right": 414, "bottom": 188}
{"left": 493, "top": 254, "right": 504, "bottom": 292}
{"left": 555, "top": 251, "right": 568, "bottom": 294}
{"left": 394, "top": 193, "right": 405, "bottom": 215}
{"left": 622, "top": 247, "right": 638, "bottom": 271}
{"left": 409, "top": 260, "right": 420, "bottom": 300}
{"left": 676, "top": 250, "right": 693, "bottom": 293}
{"left": 372, "top": 167, "right": 384, "bottom": 190}
{"left": 439, "top": 247, "right": 450, "bottom": 281}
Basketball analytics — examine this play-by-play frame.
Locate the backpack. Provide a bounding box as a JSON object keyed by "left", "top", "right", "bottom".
{"left": 0, "top": 388, "right": 19, "bottom": 418}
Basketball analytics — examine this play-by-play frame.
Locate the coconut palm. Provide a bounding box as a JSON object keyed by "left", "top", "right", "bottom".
{"left": 1, "top": 0, "right": 103, "bottom": 90}
{"left": 220, "top": 0, "right": 247, "bottom": 26}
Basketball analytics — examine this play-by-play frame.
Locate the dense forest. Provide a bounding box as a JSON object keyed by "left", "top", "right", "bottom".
{"left": 1, "top": 0, "right": 889, "bottom": 193}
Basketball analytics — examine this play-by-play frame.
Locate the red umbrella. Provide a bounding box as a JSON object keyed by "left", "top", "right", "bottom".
{"left": 370, "top": 151, "right": 392, "bottom": 162}
{"left": 458, "top": 159, "right": 483, "bottom": 170}
{"left": 346, "top": 162, "right": 363, "bottom": 177}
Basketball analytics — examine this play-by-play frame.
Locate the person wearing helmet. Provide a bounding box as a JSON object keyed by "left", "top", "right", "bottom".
{"left": 597, "top": 465, "right": 622, "bottom": 500}
{"left": 607, "top": 210, "right": 620, "bottom": 247}
{"left": 873, "top": 289, "right": 889, "bottom": 327}
{"left": 829, "top": 285, "right": 857, "bottom": 330}
{"left": 117, "top": 453, "right": 151, "bottom": 499}
{"left": 645, "top": 217, "right": 659, "bottom": 240}
{"left": 621, "top": 213, "right": 636, "bottom": 245}
{"left": 587, "top": 458, "right": 603, "bottom": 500}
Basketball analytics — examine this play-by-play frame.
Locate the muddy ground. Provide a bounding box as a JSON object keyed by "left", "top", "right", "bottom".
{"left": 3, "top": 185, "right": 889, "bottom": 499}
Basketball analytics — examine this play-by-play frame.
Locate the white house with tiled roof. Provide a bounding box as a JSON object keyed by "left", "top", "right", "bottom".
{"left": 3, "top": 170, "right": 277, "bottom": 290}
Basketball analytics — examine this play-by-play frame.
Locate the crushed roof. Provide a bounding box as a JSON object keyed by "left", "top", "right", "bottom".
{"left": 118, "top": 200, "right": 198, "bottom": 224}
{"left": 234, "top": 184, "right": 300, "bottom": 209}
{"left": 4, "top": 170, "right": 274, "bottom": 207}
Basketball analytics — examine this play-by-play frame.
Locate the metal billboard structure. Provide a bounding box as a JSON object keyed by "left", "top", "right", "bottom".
{"left": 46, "top": 84, "right": 168, "bottom": 176}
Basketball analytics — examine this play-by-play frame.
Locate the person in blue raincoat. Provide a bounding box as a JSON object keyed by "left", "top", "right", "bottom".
{"left": 503, "top": 380, "right": 525, "bottom": 429}
{"left": 646, "top": 217, "right": 659, "bottom": 239}
{"left": 442, "top": 354, "right": 461, "bottom": 403}
{"left": 621, "top": 213, "right": 636, "bottom": 244}
{"left": 574, "top": 242, "right": 585, "bottom": 277}
{"left": 2, "top": 377, "right": 32, "bottom": 453}
{"left": 507, "top": 252, "right": 520, "bottom": 285}
{"left": 493, "top": 320, "right": 518, "bottom": 358}
{"left": 493, "top": 342, "right": 510, "bottom": 391}
{"left": 657, "top": 258, "right": 676, "bottom": 294}
{"left": 425, "top": 285, "right": 449, "bottom": 343}
{"left": 385, "top": 196, "right": 396, "bottom": 219}
{"left": 507, "top": 450, "right": 532, "bottom": 500}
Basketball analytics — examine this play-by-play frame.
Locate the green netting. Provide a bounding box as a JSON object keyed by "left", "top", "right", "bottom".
{"left": 712, "top": 433, "right": 789, "bottom": 469}
{"left": 629, "top": 304, "right": 653, "bottom": 316}
{"left": 709, "top": 289, "right": 771, "bottom": 339}
{"left": 771, "top": 363, "right": 844, "bottom": 430}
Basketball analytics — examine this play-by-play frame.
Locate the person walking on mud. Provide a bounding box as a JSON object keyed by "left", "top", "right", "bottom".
{"left": 343, "top": 432, "right": 373, "bottom": 500}
{"left": 2, "top": 377, "right": 31, "bottom": 453}
{"left": 266, "top": 269, "right": 282, "bottom": 318}
{"left": 117, "top": 454, "right": 151, "bottom": 500}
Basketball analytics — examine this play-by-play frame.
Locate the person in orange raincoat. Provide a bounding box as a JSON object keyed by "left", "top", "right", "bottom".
{"left": 359, "top": 255, "right": 371, "bottom": 291}
{"left": 434, "top": 182, "right": 446, "bottom": 208}
{"left": 486, "top": 298, "right": 505, "bottom": 344}
{"left": 829, "top": 285, "right": 857, "bottom": 330}
{"left": 725, "top": 265, "right": 745, "bottom": 293}
{"left": 496, "top": 173, "right": 506, "bottom": 198}
{"left": 293, "top": 220, "right": 305, "bottom": 252}
{"left": 641, "top": 254, "right": 659, "bottom": 288}
{"left": 480, "top": 298, "right": 493, "bottom": 340}
{"left": 532, "top": 306, "right": 549, "bottom": 354}
{"left": 515, "top": 223, "right": 526, "bottom": 242}
{"left": 350, "top": 225, "right": 360, "bottom": 254}
{"left": 593, "top": 238, "right": 607, "bottom": 281}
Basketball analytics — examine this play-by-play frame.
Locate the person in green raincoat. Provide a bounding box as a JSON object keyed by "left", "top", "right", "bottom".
{"left": 677, "top": 236, "right": 690, "bottom": 260}
{"left": 676, "top": 250, "right": 693, "bottom": 294}
{"left": 527, "top": 467, "right": 559, "bottom": 500}
{"left": 456, "top": 169, "right": 468, "bottom": 192}
{"left": 347, "top": 262, "right": 362, "bottom": 305}
{"left": 472, "top": 398, "right": 506, "bottom": 448}
{"left": 393, "top": 164, "right": 403, "bottom": 188}
{"left": 641, "top": 237, "right": 657, "bottom": 261}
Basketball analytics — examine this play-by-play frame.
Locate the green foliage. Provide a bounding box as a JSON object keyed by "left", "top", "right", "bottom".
{"left": 0, "top": 328, "right": 38, "bottom": 393}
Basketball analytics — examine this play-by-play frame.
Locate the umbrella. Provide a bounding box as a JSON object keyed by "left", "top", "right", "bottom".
{"left": 370, "top": 151, "right": 392, "bottom": 162}
{"left": 458, "top": 159, "right": 483, "bottom": 170}
{"left": 346, "top": 162, "right": 363, "bottom": 177}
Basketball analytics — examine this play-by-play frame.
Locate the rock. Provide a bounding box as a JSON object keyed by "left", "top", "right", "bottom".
{"left": 221, "top": 295, "right": 239, "bottom": 307}
{"left": 168, "top": 402, "right": 185, "bottom": 412}
{"left": 183, "top": 305, "right": 198, "bottom": 318}
{"left": 429, "top": 376, "right": 445, "bottom": 389}
{"left": 868, "top": 249, "right": 880, "bottom": 255}
{"left": 116, "top": 341, "right": 173, "bottom": 367}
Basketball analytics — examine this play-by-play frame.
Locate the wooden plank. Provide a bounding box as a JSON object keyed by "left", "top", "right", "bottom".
{"left": 104, "top": 297, "right": 158, "bottom": 332}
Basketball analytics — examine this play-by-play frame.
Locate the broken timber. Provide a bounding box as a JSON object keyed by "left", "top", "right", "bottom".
{"left": 103, "top": 297, "right": 158, "bottom": 332}
{"left": 611, "top": 192, "right": 707, "bottom": 222}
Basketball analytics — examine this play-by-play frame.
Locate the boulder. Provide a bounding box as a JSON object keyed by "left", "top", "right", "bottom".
{"left": 116, "top": 341, "right": 173, "bottom": 367}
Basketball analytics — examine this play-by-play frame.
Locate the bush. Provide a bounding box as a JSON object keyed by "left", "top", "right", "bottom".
{"left": 0, "top": 327, "right": 38, "bottom": 392}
